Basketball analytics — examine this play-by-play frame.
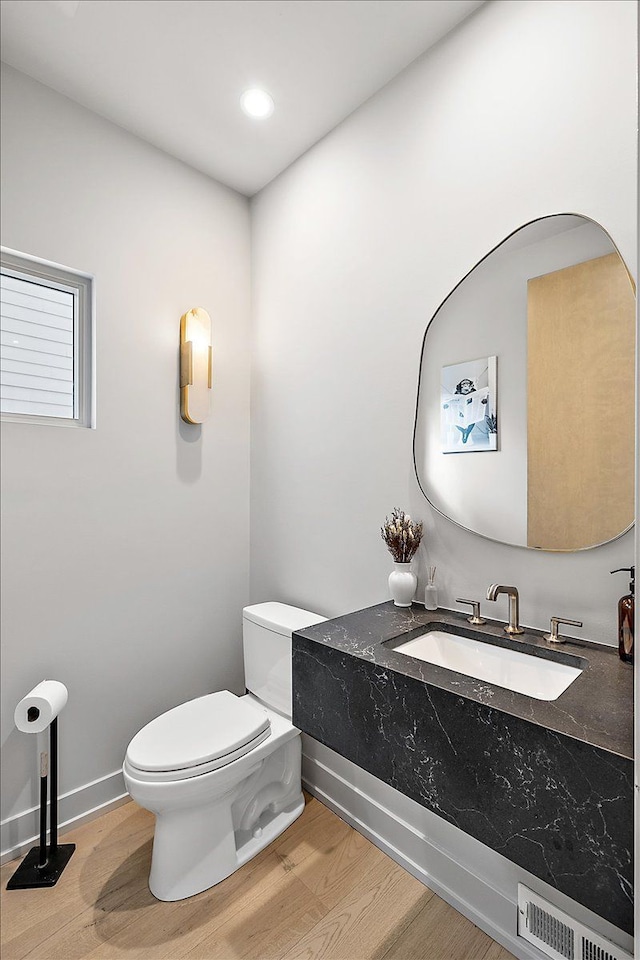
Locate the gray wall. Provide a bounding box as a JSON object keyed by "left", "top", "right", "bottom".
{"left": 250, "top": 0, "right": 637, "bottom": 644}
{"left": 0, "top": 65, "right": 251, "bottom": 841}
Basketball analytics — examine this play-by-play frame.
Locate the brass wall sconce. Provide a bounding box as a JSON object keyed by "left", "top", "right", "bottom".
{"left": 180, "top": 307, "right": 212, "bottom": 424}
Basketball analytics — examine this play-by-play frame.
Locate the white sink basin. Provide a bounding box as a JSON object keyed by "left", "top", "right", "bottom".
{"left": 392, "top": 630, "right": 583, "bottom": 701}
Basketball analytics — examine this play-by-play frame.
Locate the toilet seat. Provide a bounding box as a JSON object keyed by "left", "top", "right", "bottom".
{"left": 125, "top": 691, "right": 271, "bottom": 783}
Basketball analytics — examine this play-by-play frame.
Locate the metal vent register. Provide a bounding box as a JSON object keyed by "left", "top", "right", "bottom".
{"left": 517, "top": 886, "right": 632, "bottom": 960}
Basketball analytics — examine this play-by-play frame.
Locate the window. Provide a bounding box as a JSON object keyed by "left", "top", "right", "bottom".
{"left": 0, "top": 250, "right": 93, "bottom": 426}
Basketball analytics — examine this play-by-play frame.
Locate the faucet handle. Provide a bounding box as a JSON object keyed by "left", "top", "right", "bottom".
{"left": 545, "top": 616, "right": 583, "bottom": 644}
{"left": 456, "top": 598, "right": 486, "bottom": 625}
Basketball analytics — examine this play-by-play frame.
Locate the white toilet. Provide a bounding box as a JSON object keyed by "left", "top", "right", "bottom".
{"left": 123, "top": 602, "right": 325, "bottom": 901}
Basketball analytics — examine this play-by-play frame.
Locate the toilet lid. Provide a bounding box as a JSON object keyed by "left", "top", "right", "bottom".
{"left": 126, "top": 691, "right": 271, "bottom": 774}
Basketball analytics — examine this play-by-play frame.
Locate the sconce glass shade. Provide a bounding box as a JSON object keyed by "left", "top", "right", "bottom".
{"left": 180, "top": 307, "right": 212, "bottom": 424}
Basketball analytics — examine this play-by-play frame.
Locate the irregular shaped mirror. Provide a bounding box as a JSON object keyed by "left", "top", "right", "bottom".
{"left": 413, "top": 215, "right": 635, "bottom": 551}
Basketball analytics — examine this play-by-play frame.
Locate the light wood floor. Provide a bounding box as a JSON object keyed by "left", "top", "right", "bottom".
{"left": 1, "top": 796, "right": 516, "bottom": 960}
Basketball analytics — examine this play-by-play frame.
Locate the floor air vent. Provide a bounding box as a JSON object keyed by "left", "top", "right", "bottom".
{"left": 517, "top": 886, "right": 632, "bottom": 960}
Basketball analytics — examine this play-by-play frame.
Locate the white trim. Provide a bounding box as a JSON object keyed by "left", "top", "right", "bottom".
{"left": 1, "top": 768, "right": 127, "bottom": 865}
{"left": 0, "top": 246, "right": 94, "bottom": 281}
{"left": 301, "top": 737, "right": 634, "bottom": 960}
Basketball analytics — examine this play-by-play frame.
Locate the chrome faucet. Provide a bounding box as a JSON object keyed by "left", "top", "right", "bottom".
{"left": 486, "top": 584, "right": 524, "bottom": 635}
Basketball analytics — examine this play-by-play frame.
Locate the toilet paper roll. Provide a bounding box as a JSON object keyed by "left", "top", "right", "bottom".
{"left": 14, "top": 680, "right": 68, "bottom": 734}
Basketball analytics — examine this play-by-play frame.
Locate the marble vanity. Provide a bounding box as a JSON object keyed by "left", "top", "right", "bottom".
{"left": 292, "top": 602, "right": 634, "bottom": 934}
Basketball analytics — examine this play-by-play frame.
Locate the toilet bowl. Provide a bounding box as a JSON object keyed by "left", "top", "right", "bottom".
{"left": 123, "top": 602, "right": 325, "bottom": 901}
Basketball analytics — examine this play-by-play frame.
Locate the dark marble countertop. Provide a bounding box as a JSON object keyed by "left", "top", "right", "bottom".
{"left": 295, "top": 601, "right": 634, "bottom": 760}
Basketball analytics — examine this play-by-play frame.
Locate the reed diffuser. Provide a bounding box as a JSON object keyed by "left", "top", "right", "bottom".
{"left": 424, "top": 566, "right": 438, "bottom": 610}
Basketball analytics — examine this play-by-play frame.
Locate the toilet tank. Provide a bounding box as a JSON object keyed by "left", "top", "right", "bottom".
{"left": 243, "top": 602, "right": 326, "bottom": 718}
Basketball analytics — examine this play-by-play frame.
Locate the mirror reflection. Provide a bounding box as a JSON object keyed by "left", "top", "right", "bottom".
{"left": 413, "top": 215, "right": 636, "bottom": 551}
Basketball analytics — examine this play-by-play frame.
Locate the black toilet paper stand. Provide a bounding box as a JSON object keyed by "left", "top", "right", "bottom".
{"left": 6, "top": 717, "right": 75, "bottom": 889}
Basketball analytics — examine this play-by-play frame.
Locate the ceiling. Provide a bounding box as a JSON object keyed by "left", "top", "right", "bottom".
{"left": 0, "top": 0, "right": 484, "bottom": 197}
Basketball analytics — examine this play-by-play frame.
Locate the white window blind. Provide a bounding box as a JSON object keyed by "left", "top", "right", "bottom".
{"left": 0, "top": 251, "right": 92, "bottom": 426}
{"left": 1, "top": 273, "right": 75, "bottom": 418}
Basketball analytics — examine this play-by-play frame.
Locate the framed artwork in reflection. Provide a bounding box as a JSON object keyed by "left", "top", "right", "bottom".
{"left": 441, "top": 356, "right": 497, "bottom": 453}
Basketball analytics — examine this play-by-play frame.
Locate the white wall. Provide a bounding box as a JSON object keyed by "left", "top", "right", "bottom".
{"left": 0, "top": 65, "right": 251, "bottom": 854}
{"left": 250, "top": 0, "right": 637, "bottom": 645}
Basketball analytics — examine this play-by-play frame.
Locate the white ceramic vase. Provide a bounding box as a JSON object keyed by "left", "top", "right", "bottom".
{"left": 388, "top": 562, "right": 417, "bottom": 607}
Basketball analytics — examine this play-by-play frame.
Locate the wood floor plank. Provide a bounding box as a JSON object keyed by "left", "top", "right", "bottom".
{"left": 83, "top": 850, "right": 324, "bottom": 960}
{"left": 279, "top": 855, "right": 432, "bottom": 960}
{"left": 270, "top": 798, "right": 355, "bottom": 871}
{"left": 376, "top": 894, "right": 508, "bottom": 960}
{"left": 1, "top": 802, "right": 150, "bottom": 928}
{"left": 481, "top": 942, "right": 517, "bottom": 960}
{"left": 2, "top": 842, "right": 155, "bottom": 960}
{"left": 272, "top": 802, "right": 388, "bottom": 911}
{"left": 285, "top": 821, "right": 382, "bottom": 910}
{"left": 1, "top": 805, "right": 154, "bottom": 958}
{"left": 1, "top": 797, "right": 516, "bottom": 960}
{"left": 180, "top": 864, "right": 327, "bottom": 960}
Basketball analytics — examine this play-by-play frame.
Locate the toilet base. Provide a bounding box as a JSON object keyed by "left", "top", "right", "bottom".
{"left": 148, "top": 791, "right": 304, "bottom": 901}
{"left": 136, "top": 730, "right": 305, "bottom": 901}
{"left": 236, "top": 793, "right": 304, "bottom": 869}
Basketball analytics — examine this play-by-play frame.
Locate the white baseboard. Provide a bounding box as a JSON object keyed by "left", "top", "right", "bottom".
{"left": 1, "top": 768, "right": 128, "bottom": 865}
{"left": 301, "top": 737, "right": 634, "bottom": 960}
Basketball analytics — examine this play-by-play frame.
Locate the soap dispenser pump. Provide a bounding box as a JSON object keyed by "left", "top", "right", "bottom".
{"left": 610, "top": 566, "right": 634, "bottom": 664}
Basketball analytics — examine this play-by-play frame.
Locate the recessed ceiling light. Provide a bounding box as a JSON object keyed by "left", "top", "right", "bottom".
{"left": 240, "top": 88, "right": 275, "bottom": 120}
